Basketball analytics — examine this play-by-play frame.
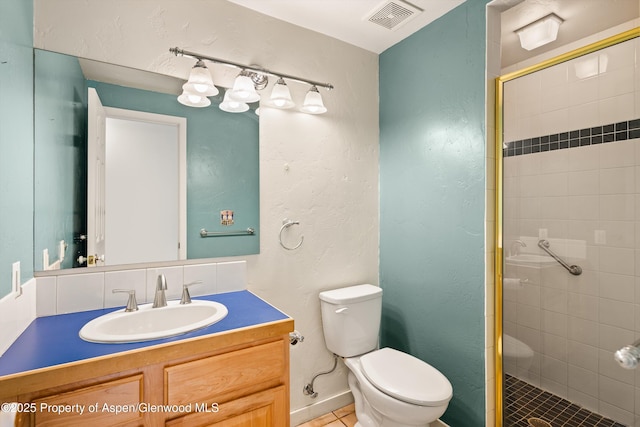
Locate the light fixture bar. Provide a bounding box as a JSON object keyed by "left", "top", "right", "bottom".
{"left": 170, "top": 47, "right": 334, "bottom": 91}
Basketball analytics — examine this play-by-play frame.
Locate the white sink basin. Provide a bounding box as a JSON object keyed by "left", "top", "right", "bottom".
{"left": 505, "top": 254, "right": 557, "bottom": 267}
{"left": 79, "top": 300, "right": 228, "bottom": 343}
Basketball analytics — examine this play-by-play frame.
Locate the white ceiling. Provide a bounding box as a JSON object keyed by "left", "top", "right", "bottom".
{"left": 77, "top": 0, "right": 638, "bottom": 95}
{"left": 227, "top": 0, "right": 465, "bottom": 54}
{"left": 228, "top": 0, "right": 638, "bottom": 66}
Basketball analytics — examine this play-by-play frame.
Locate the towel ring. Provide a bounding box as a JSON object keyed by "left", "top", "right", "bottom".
{"left": 279, "top": 219, "right": 304, "bottom": 250}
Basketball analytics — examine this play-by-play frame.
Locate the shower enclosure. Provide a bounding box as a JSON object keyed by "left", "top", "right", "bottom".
{"left": 497, "top": 28, "right": 640, "bottom": 426}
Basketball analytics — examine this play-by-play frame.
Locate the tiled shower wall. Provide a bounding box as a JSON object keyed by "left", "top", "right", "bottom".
{"left": 502, "top": 36, "right": 640, "bottom": 425}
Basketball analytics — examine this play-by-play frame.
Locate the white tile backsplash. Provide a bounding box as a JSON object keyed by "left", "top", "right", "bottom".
{"left": 36, "top": 275, "right": 56, "bottom": 316}
{"left": 104, "top": 269, "right": 147, "bottom": 308}
{"left": 57, "top": 273, "right": 104, "bottom": 313}
{"left": 217, "top": 261, "right": 247, "bottom": 293}
{"left": 183, "top": 263, "right": 217, "bottom": 296}
{"left": 33, "top": 260, "right": 246, "bottom": 315}
{"left": 145, "top": 266, "right": 183, "bottom": 303}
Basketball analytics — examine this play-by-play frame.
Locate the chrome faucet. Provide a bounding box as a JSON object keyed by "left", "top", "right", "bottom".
{"left": 509, "top": 239, "right": 527, "bottom": 257}
{"left": 153, "top": 274, "right": 168, "bottom": 308}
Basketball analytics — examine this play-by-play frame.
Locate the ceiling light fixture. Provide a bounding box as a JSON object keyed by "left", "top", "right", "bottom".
{"left": 515, "top": 13, "right": 563, "bottom": 51}
{"left": 171, "top": 47, "right": 333, "bottom": 114}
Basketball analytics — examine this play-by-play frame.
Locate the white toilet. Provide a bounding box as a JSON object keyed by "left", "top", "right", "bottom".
{"left": 503, "top": 334, "right": 534, "bottom": 374}
{"left": 319, "top": 284, "right": 453, "bottom": 427}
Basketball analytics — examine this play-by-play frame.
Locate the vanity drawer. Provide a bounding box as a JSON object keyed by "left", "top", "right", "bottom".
{"left": 165, "top": 340, "right": 285, "bottom": 405}
{"left": 165, "top": 385, "right": 287, "bottom": 427}
{"left": 32, "top": 374, "right": 143, "bottom": 426}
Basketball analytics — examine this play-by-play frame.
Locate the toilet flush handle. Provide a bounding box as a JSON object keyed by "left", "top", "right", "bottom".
{"left": 335, "top": 307, "right": 348, "bottom": 314}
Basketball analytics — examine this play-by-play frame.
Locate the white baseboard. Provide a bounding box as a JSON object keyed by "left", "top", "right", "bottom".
{"left": 290, "top": 390, "right": 353, "bottom": 426}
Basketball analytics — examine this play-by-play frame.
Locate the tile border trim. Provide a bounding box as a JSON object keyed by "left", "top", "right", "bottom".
{"left": 503, "top": 118, "right": 640, "bottom": 158}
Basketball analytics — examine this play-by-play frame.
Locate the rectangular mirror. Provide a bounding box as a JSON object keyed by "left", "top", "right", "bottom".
{"left": 34, "top": 49, "right": 260, "bottom": 272}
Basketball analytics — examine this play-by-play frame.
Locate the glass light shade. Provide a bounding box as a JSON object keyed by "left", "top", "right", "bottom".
{"left": 228, "top": 74, "right": 261, "bottom": 103}
{"left": 219, "top": 90, "right": 249, "bottom": 113}
{"left": 269, "top": 78, "right": 295, "bottom": 109}
{"left": 516, "top": 14, "right": 562, "bottom": 51}
{"left": 183, "top": 60, "right": 218, "bottom": 96}
{"left": 177, "top": 89, "right": 211, "bottom": 108}
{"left": 300, "top": 86, "right": 327, "bottom": 114}
{"left": 574, "top": 54, "right": 608, "bottom": 79}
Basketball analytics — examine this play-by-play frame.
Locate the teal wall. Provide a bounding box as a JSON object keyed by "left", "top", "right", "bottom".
{"left": 34, "top": 50, "right": 87, "bottom": 270}
{"left": 379, "top": 1, "right": 489, "bottom": 425}
{"left": 0, "top": 0, "right": 34, "bottom": 296}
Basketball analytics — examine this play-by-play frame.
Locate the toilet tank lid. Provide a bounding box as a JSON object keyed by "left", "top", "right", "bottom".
{"left": 319, "top": 284, "right": 382, "bottom": 304}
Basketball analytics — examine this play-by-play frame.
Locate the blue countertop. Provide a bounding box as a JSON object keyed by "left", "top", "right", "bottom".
{"left": 0, "top": 291, "right": 289, "bottom": 378}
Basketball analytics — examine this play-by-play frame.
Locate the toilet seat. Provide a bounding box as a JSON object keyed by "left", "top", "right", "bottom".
{"left": 360, "top": 348, "right": 453, "bottom": 406}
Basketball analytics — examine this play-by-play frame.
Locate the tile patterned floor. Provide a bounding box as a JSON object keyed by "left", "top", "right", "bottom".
{"left": 296, "top": 404, "right": 357, "bottom": 427}
{"left": 504, "top": 375, "right": 627, "bottom": 427}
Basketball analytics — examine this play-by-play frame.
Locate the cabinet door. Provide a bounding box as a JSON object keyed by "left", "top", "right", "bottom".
{"left": 165, "top": 385, "right": 287, "bottom": 427}
{"left": 32, "top": 375, "right": 144, "bottom": 427}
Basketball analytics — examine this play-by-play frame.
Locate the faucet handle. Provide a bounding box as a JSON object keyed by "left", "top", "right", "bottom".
{"left": 180, "top": 280, "right": 203, "bottom": 305}
{"left": 157, "top": 274, "right": 168, "bottom": 290}
{"left": 112, "top": 289, "right": 138, "bottom": 312}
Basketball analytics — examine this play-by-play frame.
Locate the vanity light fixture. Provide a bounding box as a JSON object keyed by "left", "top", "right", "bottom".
{"left": 515, "top": 13, "right": 563, "bottom": 51}
{"left": 170, "top": 47, "right": 333, "bottom": 114}
{"left": 183, "top": 60, "right": 219, "bottom": 96}
{"left": 269, "top": 78, "right": 295, "bottom": 109}
{"left": 228, "top": 70, "right": 261, "bottom": 103}
{"left": 219, "top": 90, "right": 249, "bottom": 113}
{"left": 177, "top": 89, "right": 211, "bottom": 108}
{"left": 300, "top": 86, "right": 327, "bottom": 115}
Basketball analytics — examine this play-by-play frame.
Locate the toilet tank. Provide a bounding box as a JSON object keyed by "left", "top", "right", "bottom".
{"left": 319, "top": 284, "right": 382, "bottom": 358}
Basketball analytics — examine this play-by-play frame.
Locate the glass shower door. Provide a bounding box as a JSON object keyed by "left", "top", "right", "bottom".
{"left": 500, "top": 31, "right": 639, "bottom": 427}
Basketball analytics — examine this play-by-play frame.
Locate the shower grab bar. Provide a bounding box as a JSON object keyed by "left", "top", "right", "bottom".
{"left": 537, "top": 240, "right": 582, "bottom": 276}
{"left": 200, "top": 227, "right": 255, "bottom": 237}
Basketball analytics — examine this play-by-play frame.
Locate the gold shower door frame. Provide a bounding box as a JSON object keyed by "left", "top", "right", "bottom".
{"left": 494, "top": 27, "right": 640, "bottom": 427}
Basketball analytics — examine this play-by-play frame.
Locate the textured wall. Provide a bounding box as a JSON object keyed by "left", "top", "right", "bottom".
{"left": 34, "top": 0, "right": 379, "bottom": 417}
{"left": 379, "top": 1, "right": 489, "bottom": 425}
{"left": 0, "top": 0, "right": 34, "bottom": 297}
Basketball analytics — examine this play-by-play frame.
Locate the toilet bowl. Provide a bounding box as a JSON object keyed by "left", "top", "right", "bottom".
{"left": 346, "top": 348, "right": 452, "bottom": 426}
{"left": 319, "top": 284, "right": 453, "bottom": 427}
{"left": 503, "top": 334, "right": 534, "bottom": 374}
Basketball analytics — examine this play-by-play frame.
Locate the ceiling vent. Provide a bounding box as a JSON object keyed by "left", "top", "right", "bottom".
{"left": 365, "top": 0, "right": 422, "bottom": 31}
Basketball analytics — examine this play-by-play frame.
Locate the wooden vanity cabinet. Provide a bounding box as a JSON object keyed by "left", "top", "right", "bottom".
{"left": 2, "top": 320, "right": 293, "bottom": 427}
